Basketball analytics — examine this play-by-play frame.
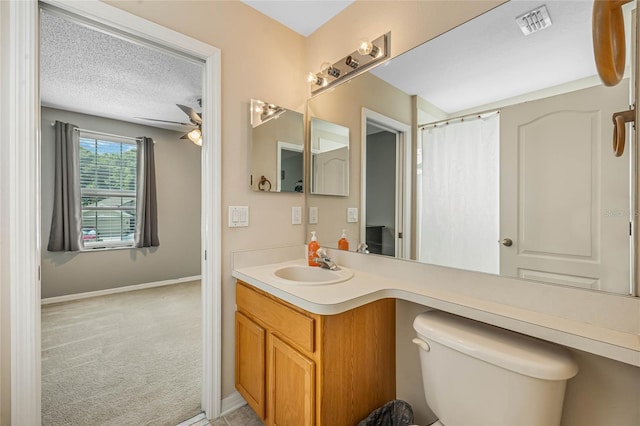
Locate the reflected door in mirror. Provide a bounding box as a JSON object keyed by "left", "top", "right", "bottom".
{"left": 500, "top": 82, "right": 631, "bottom": 294}
{"left": 310, "top": 117, "right": 350, "bottom": 196}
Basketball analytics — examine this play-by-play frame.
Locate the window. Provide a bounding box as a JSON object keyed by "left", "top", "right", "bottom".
{"left": 79, "top": 133, "right": 137, "bottom": 249}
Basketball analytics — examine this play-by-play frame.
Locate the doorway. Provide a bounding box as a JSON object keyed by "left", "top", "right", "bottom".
{"left": 361, "top": 108, "right": 412, "bottom": 259}
{"left": 40, "top": 7, "right": 205, "bottom": 423}
{"left": 4, "top": 1, "right": 221, "bottom": 423}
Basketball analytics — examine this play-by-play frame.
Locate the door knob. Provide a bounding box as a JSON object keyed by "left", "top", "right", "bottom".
{"left": 501, "top": 238, "right": 513, "bottom": 247}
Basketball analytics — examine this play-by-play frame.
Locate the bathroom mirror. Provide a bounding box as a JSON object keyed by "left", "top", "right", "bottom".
{"left": 310, "top": 117, "right": 350, "bottom": 196}
{"left": 250, "top": 99, "right": 304, "bottom": 193}
{"left": 306, "top": 0, "right": 637, "bottom": 296}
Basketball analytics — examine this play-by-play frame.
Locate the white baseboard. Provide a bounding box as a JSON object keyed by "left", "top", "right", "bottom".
{"left": 220, "top": 391, "right": 247, "bottom": 417}
{"left": 41, "top": 275, "right": 202, "bottom": 305}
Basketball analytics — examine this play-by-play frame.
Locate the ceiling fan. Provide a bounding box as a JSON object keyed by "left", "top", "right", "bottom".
{"left": 137, "top": 100, "right": 202, "bottom": 146}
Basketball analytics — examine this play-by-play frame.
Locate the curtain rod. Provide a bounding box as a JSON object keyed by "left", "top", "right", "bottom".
{"left": 419, "top": 109, "right": 500, "bottom": 129}
{"left": 50, "top": 122, "right": 146, "bottom": 142}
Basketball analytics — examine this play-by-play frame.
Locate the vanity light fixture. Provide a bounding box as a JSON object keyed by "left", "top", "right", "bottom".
{"left": 308, "top": 32, "right": 390, "bottom": 95}
{"left": 345, "top": 55, "right": 359, "bottom": 69}
{"left": 357, "top": 40, "right": 381, "bottom": 58}
{"left": 321, "top": 62, "right": 341, "bottom": 78}
{"left": 250, "top": 99, "right": 287, "bottom": 128}
{"left": 307, "top": 72, "right": 328, "bottom": 87}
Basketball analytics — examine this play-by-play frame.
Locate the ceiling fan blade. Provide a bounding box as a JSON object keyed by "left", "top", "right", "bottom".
{"left": 177, "top": 104, "right": 202, "bottom": 125}
{"left": 136, "top": 117, "right": 192, "bottom": 126}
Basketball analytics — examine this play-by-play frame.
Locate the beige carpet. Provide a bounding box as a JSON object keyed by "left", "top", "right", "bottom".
{"left": 41, "top": 281, "right": 202, "bottom": 426}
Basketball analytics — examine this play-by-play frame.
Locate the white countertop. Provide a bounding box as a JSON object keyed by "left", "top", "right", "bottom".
{"left": 232, "top": 246, "right": 640, "bottom": 367}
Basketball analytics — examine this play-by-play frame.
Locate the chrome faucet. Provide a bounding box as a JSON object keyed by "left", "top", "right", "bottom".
{"left": 313, "top": 247, "right": 338, "bottom": 270}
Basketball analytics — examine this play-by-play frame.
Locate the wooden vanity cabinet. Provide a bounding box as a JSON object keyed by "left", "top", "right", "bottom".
{"left": 235, "top": 280, "right": 396, "bottom": 426}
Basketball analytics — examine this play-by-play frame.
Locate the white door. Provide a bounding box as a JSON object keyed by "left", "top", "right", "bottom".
{"left": 500, "top": 82, "right": 631, "bottom": 294}
{"left": 313, "top": 147, "right": 348, "bottom": 195}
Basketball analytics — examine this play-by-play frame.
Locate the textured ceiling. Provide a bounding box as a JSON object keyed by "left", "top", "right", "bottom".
{"left": 40, "top": 11, "right": 203, "bottom": 133}
{"left": 371, "top": 0, "right": 631, "bottom": 115}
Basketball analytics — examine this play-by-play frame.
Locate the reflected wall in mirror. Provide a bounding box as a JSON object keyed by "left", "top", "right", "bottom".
{"left": 250, "top": 99, "right": 304, "bottom": 193}
{"left": 310, "top": 117, "right": 350, "bottom": 196}
{"left": 306, "top": 0, "right": 637, "bottom": 296}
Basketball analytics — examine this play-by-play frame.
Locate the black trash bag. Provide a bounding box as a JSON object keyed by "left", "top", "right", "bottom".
{"left": 358, "top": 400, "right": 414, "bottom": 426}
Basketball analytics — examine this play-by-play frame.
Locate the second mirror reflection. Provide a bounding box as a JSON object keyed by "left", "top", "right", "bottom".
{"left": 250, "top": 99, "right": 304, "bottom": 193}
{"left": 310, "top": 117, "right": 350, "bottom": 196}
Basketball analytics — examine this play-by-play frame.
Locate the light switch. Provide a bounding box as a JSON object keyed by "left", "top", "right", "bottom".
{"left": 292, "top": 206, "right": 302, "bottom": 225}
{"left": 347, "top": 207, "right": 358, "bottom": 223}
{"left": 228, "top": 206, "right": 249, "bottom": 227}
{"left": 309, "top": 207, "right": 318, "bottom": 224}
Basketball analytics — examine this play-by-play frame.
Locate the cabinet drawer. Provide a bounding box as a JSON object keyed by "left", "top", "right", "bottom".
{"left": 237, "top": 283, "right": 315, "bottom": 353}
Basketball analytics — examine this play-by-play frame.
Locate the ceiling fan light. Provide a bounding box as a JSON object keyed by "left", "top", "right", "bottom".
{"left": 188, "top": 128, "right": 202, "bottom": 145}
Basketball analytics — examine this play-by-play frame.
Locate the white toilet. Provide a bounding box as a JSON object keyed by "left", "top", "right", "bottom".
{"left": 412, "top": 310, "right": 578, "bottom": 426}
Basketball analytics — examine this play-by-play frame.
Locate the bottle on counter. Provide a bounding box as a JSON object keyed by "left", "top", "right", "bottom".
{"left": 338, "top": 229, "right": 349, "bottom": 251}
{"left": 308, "top": 231, "right": 320, "bottom": 266}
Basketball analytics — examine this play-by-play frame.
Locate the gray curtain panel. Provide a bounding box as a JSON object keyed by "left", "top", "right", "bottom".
{"left": 48, "top": 121, "right": 82, "bottom": 251}
{"left": 135, "top": 137, "right": 160, "bottom": 247}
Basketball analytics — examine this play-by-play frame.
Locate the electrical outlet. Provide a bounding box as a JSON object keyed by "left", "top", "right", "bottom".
{"left": 292, "top": 206, "right": 302, "bottom": 225}
{"left": 309, "top": 207, "right": 318, "bottom": 224}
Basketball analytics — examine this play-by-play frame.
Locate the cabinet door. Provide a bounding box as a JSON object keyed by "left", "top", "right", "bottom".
{"left": 235, "top": 312, "right": 266, "bottom": 419}
{"left": 268, "top": 334, "right": 315, "bottom": 426}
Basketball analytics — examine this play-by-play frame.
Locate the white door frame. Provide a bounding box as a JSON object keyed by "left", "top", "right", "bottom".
{"left": 3, "top": 0, "right": 222, "bottom": 423}
{"left": 361, "top": 108, "right": 412, "bottom": 258}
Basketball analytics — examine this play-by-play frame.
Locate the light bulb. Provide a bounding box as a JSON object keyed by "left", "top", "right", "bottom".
{"left": 357, "top": 40, "right": 373, "bottom": 55}
{"left": 320, "top": 62, "right": 333, "bottom": 77}
{"left": 188, "top": 128, "right": 202, "bottom": 145}
{"left": 307, "top": 72, "right": 317, "bottom": 83}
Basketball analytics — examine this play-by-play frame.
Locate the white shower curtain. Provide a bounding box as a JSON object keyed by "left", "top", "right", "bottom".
{"left": 418, "top": 113, "right": 500, "bottom": 274}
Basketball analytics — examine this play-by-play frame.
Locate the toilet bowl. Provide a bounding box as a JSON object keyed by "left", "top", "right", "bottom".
{"left": 413, "top": 310, "right": 578, "bottom": 426}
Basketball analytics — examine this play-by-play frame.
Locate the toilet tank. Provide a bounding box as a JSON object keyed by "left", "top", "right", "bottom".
{"left": 413, "top": 311, "right": 578, "bottom": 426}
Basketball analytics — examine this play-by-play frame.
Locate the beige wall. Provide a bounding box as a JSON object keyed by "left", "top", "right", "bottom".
{"left": 40, "top": 108, "right": 201, "bottom": 298}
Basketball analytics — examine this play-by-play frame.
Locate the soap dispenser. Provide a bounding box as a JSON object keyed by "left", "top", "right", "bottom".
{"left": 308, "top": 231, "right": 320, "bottom": 267}
{"left": 338, "top": 229, "right": 349, "bottom": 251}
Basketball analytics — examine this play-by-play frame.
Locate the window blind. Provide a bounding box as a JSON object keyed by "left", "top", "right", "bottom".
{"left": 79, "top": 135, "right": 137, "bottom": 248}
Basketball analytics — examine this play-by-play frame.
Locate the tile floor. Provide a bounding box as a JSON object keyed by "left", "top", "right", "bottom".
{"left": 191, "top": 405, "right": 263, "bottom": 426}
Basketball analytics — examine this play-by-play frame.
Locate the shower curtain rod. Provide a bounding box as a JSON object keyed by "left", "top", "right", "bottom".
{"left": 50, "top": 122, "right": 146, "bottom": 143}
{"left": 419, "top": 109, "right": 500, "bottom": 129}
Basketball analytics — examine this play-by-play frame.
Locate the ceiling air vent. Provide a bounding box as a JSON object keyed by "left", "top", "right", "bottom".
{"left": 516, "top": 5, "right": 552, "bottom": 36}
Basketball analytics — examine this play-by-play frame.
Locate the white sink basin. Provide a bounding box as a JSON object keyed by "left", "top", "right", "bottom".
{"left": 272, "top": 265, "right": 353, "bottom": 285}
